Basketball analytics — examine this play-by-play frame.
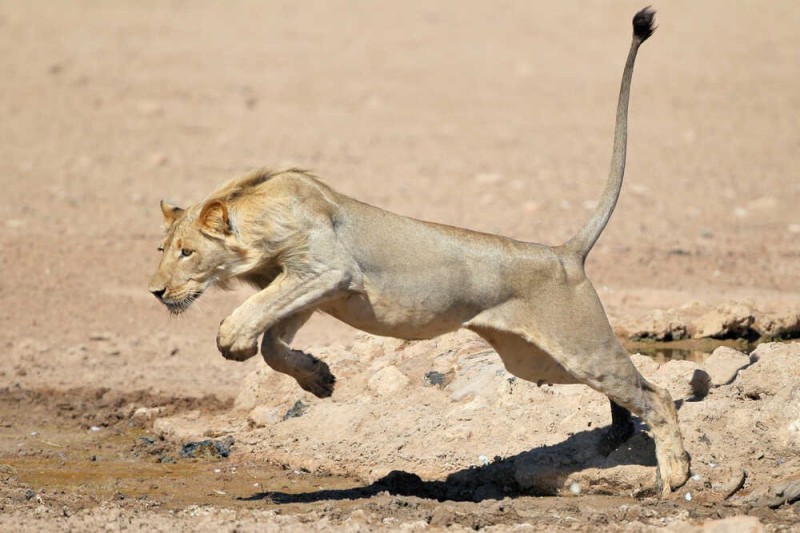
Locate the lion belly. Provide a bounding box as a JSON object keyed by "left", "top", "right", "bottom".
{"left": 320, "top": 289, "right": 472, "bottom": 341}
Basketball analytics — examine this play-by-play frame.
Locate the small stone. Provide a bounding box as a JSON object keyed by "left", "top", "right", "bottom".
{"left": 248, "top": 405, "right": 280, "bottom": 427}
{"left": 651, "top": 360, "right": 711, "bottom": 400}
{"left": 423, "top": 370, "right": 447, "bottom": 387}
{"left": 368, "top": 366, "right": 410, "bottom": 397}
{"left": 703, "top": 347, "right": 751, "bottom": 386}
{"left": 180, "top": 437, "right": 234, "bottom": 459}
{"left": 282, "top": 400, "right": 308, "bottom": 421}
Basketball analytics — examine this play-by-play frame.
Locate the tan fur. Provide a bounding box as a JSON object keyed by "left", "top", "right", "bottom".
{"left": 148, "top": 8, "right": 689, "bottom": 495}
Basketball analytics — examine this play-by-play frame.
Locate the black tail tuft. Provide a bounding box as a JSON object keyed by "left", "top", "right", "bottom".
{"left": 633, "top": 6, "right": 656, "bottom": 42}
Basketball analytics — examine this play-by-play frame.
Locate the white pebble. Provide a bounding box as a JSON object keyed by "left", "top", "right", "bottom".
{"left": 684, "top": 492, "right": 692, "bottom": 502}
{"left": 569, "top": 482, "right": 581, "bottom": 495}
{"left": 478, "top": 455, "right": 489, "bottom": 466}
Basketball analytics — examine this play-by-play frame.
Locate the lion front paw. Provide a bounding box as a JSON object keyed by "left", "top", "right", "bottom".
{"left": 217, "top": 318, "right": 259, "bottom": 361}
{"left": 296, "top": 353, "right": 337, "bottom": 398}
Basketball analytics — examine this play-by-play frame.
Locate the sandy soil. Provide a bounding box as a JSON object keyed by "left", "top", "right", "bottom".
{"left": 1, "top": 1, "right": 799, "bottom": 531}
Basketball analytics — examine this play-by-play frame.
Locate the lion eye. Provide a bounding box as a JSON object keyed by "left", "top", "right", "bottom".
{"left": 180, "top": 248, "right": 194, "bottom": 258}
{"left": 157, "top": 246, "right": 164, "bottom": 253}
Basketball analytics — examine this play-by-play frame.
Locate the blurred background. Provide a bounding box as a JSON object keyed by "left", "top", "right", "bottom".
{"left": 1, "top": 1, "right": 798, "bottom": 394}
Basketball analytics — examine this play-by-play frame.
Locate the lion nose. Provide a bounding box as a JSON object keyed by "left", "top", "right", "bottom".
{"left": 150, "top": 288, "right": 166, "bottom": 301}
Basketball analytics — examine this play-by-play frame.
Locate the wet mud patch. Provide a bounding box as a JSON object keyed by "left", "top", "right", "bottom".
{"left": 0, "top": 386, "right": 361, "bottom": 514}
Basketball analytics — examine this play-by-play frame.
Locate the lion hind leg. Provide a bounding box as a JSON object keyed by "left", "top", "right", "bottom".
{"left": 598, "top": 399, "right": 636, "bottom": 456}
{"left": 536, "top": 304, "right": 689, "bottom": 496}
{"left": 469, "top": 290, "right": 689, "bottom": 495}
{"left": 260, "top": 311, "right": 336, "bottom": 398}
{"left": 470, "top": 325, "right": 635, "bottom": 452}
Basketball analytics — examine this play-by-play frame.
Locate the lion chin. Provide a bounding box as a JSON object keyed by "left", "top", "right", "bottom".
{"left": 163, "top": 292, "right": 202, "bottom": 315}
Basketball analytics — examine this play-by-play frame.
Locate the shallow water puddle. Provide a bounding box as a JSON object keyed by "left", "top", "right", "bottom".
{"left": 623, "top": 338, "right": 756, "bottom": 363}
{"left": 0, "top": 389, "right": 360, "bottom": 511}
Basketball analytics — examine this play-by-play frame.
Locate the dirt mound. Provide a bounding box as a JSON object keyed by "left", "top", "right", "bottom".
{"left": 152, "top": 334, "right": 800, "bottom": 512}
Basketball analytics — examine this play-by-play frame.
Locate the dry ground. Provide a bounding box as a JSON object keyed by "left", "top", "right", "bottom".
{"left": 1, "top": 1, "right": 798, "bottom": 531}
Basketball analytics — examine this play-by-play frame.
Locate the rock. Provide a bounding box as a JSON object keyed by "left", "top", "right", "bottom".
{"left": 736, "top": 342, "right": 800, "bottom": 399}
{"left": 247, "top": 405, "right": 281, "bottom": 427}
{"left": 621, "top": 310, "right": 689, "bottom": 341}
{"left": 367, "top": 365, "right": 410, "bottom": 397}
{"left": 694, "top": 302, "right": 755, "bottom": 339}
{"left": 766, "top": 383, "right": 800, "bottom": 450}
{"left": 132, "top": 406, "right": 164, "bottom": 423}
{"left": 630, "top": 353, "right": 660, "bottom": 378}
{"left": 282, "top": 400, "right": 308, "bottom": 421}
{"left": 703, "top": 347, "right": 750, "bottom": 386}
{"left": 180, "top": 436, "right": 234, "bottom": 459}
{"left": 709, "top": 467, "right": 747, "bottom": 499}
{"left": 735, "top": 476, "right": 800, "bottom": 509}
{"left": 423, "top": 370, "right": 447, "bottom": 387}
{"left": 651, "top": 360, "right": 711, "bottom": 400}
{"left": 753, "top": 312, "right": 800, "bottom": 340}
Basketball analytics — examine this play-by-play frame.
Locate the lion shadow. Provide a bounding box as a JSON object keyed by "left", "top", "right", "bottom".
{"left": 238, "top": 421, "right": 658, "bottom": 504}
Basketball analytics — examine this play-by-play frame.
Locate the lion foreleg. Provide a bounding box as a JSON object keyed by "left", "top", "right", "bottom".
{"left": 216, "top": 269, "right": 349, "bottom": 361}
{"left": 260, "top": 311, "right": 336, "bottom": 398}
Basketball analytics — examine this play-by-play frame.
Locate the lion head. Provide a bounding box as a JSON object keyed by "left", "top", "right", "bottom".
{"left": 148, "top": 198, "right": 246, "bottom": 314}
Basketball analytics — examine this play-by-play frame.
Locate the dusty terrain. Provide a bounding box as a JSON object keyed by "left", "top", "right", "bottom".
{"left": 1, "top": 1, "right": 799, "bottom": 531}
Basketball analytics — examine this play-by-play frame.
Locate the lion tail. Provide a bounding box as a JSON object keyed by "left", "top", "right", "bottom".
{"left": 563, "top": 7, "right": 656, "bottom": 260}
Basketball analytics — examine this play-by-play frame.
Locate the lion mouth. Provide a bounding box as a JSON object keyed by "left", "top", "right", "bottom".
{"left": 163, "top": 291, "right": 203, "bottom": 315}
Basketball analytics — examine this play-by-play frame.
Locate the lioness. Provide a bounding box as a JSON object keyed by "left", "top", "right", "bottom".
{"left": 149, "top": 7, "right": 689, "bottom": 495}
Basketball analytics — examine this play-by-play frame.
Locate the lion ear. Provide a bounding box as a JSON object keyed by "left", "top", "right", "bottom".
{"left": 160, "top": 200, "right": 184, "bottom": 229}
{"left": 198, "top": 200, "right": 232, "bottom": 237}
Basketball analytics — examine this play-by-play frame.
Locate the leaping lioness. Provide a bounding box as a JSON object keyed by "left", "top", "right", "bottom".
{"left": 149, "top": 8, "right": 690, "bottom": 495}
